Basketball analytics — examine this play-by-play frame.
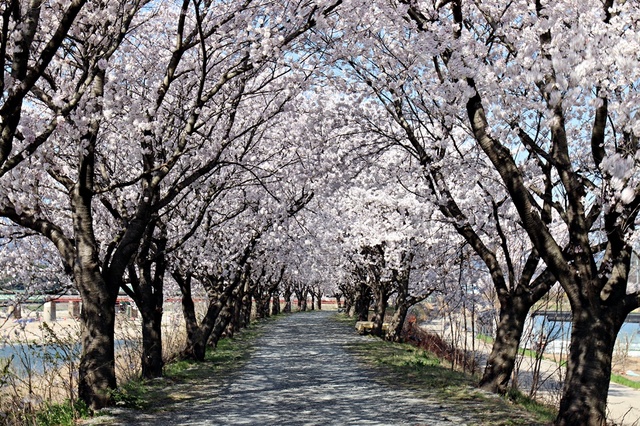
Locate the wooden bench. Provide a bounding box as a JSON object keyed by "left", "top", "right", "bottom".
{"left": 355, "top": 321, "right": 390, "bottom": 335}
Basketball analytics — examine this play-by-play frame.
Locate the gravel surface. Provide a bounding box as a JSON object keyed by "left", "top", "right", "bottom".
{"left": 92, "top": 311, "right": 488, "bottom": 425}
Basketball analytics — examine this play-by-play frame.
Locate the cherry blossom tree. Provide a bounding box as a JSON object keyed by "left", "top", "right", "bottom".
{"left": 396, "top": 1, "right": 640, "bottom": 424}
{"left": 1, "top": 0, "right": 341, "bottom": 409}
{"left": 1, "top": 0, "right": 151, "bottom": 408}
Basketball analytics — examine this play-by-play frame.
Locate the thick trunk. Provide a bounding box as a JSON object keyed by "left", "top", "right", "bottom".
{"left": 209, "top": 295, "right": 236, "bottom": 347}
{"left": 77, "top": 271, "right": 117, "bottom": 410}
{"left": 271, "top": 292, "right": 280, "bottom": 315}
{"left": 555, "top": 309, "right": 622, "bottom": 426}
{"left": 370, "top": 288, "right": 388, "bottom": 337}
{"left": 354, "top": 283, "right": 371, "bottom": 321}
{"left": 479, "top": 301, "right": 530, "bottom": 394}
{"left": 72, "top": 117, "right": 119, "bottom": 409}
{"left": 386, "top": 302, "right": 409, "bottom": 342}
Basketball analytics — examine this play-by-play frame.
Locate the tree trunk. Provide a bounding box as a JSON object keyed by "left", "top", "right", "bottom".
{"left": 271, "top": 292, "right": 280, "bottom": 315}
{"left": 335, "top": 293, "right": 342, "bottom": 309}
{"left": 174, "top": 272, "right": 229, "bottom": 361}
{"left": 209, "top": 294, "right": 237, "bottom": 348}
{"left": 131, "top": 229, "right": 166, "bottom": 379}
{"left": 354, "top": 282, "right": 371, "bottom": 321}
{"left": 139, "top": 304, "right": 163, "bottom": 378}
{"left": 555, "top": 309, "right": 623, "bottom": 426}
{"left": 240, "top": 285, "right": 252, "bottom": 327}
{"left": 479, "top": 301, "right": 530, "bottom": 394}
{"left": 370, "top": 287, "right": 388, "bottom": 337}
{"left": 300, "top": 295, "right": 308, "bottom": 311}
{"left": 77, "top": 273, "right": 117, "bottom": 410}
{"left": 386, "top": 301, "right": 409, "bottom": 342}
{"left": 283, "top": 287, "right": 292, "bottom": 313}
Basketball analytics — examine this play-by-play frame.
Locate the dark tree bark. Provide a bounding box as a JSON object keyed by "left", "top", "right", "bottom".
{"left": 76, "top": 266, "right": 117, "bottom": 410}
{"left": 271, "top": 290, "right": 281, "bottom": 315}
{"left": 122, "top": 219, "right": 167, "bottom": 379}
{"left": 353, "top": 282, "right": 372, "bottom": 321}
{"left": 174, "top": 271, "right": 236, "bottom": 361}
{"left": 370, "top": 285, "right": 390, "bottom": 337}
{"left": 385, "top": 253, "right": 435, "bottom": 342}
{"left": 209, "top": 288, "right": 240, "bottom": 348}
{"left": 282, "top": 284, "right": 292, "bottom": 313}
{"left": 557, "top": 306, "right": 626, "bottom": 425}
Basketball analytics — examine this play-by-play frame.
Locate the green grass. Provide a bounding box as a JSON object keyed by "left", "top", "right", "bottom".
{"left": 345, "top": 334, "right": 556, "bottom": 425}
{"left": 113, "top": 317, "right": 271, "bottom": 411}
{"left": 611, "top": 373, "right": 640, "bottom": 389}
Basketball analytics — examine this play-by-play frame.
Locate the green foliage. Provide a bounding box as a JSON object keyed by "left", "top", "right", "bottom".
{"left": 108, "top": 380, "right": 148, "bottom": 410}
{"left": 162, "top": 359, "right": 197, "bottom": 378}
{"left": 506, "top": 389, "right": 556, "bottom": 423}
{"left": 34, "top": 400, "right": 90, "bottom": 426}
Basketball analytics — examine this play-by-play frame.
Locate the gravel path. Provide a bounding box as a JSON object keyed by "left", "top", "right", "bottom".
{"left": 96, "top": 311, "right": 484, "bottom": 425}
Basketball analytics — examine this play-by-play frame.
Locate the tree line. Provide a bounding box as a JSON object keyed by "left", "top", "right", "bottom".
{"left": 1, "top": 2, "right": 639, "bottom": 425}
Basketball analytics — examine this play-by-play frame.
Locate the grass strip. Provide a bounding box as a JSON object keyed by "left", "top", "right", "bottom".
{"left": 340, "top": 318, "right": 556, "bottom": 425}
{"left": 108, "top": 315, "right": 273, "bottom": 413}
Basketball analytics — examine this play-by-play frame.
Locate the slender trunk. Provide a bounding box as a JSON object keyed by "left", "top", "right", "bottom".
{"left": 240, "top": 284, "right": 252, "bottom": 327}
{"left": 261, "top": 295, "right": 271, "bottom": 318}
{"left": 300, "top": 295, "right": 308, "bottom": 311}
{"left": 283, "top": 287, "right": 292, "bottom": 313}
{"left": 316, "top": 291, "right": 322, "bottom": 310}
{"left": 174, "top": 272, "right": 228, "bottom": 361}
{"left": 136, "top": 234, "right": 166, "bottom": 379}
{"left": 344, "top": 294, "right": 354, "bottom": 315}
{"left": 140, "top": 304, "right": 163, "bottom": 379}
{"left": 335, "top": 293, "right": 342, "bottom": 309}
{"left": 555, "top": 309, "right": 622, "bottom": 426}
{"left": 226, "top": 287, "right": 242, "bottom": 338}
{"left": 295, "top": 290, "right": 303, "bottom": 311}
{"left": 175, "top": 273, "right": 205, "bottom": 360}
{"left": 479, "top": 300, "right": 530, "bottom": 394}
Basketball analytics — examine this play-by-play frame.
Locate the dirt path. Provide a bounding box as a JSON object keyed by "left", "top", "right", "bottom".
{"left": 91, "top": 311, "right": 533, "bottom": 426}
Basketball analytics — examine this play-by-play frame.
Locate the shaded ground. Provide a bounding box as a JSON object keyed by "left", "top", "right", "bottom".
{"left": 88, "top": 311, "right": 547, "bottom": 426}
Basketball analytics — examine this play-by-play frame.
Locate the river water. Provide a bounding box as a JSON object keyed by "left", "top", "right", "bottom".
{"left": 530, "top": 316, "right": 640, "bottom": 356}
